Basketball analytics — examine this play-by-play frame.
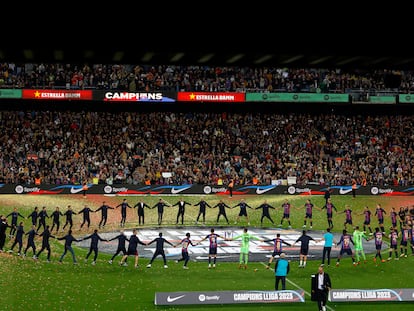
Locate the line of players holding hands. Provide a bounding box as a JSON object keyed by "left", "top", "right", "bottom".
{"left": 1, "top": 197, "right": 414, "bottom": 268}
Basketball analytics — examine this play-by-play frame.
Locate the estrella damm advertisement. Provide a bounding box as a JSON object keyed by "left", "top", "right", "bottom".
{"left": 22, "top": 89, "right": 93, "bottom": 100}
{"left": 177, "top": 92, "right": 245, "bottom": 102}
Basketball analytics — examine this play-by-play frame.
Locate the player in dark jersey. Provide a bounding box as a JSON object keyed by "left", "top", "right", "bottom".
{"left": 339, "top": 205, "right": 353, "bottom": 231}
{"left": 278, "top": 199, "right": 294, "bottom": 229}
{"left": 23, "top": 225, "right": 38, "bottom": 258}
{"left": 57, "top": 229, "right": 82, "bottom": 264}
{"left": 409, "top": 224, "right": 414, "bottom": 255}
{"left": 151, "top": 199, "right": 170, "bottom": 226}
{"left": 359, "top": 205, "right": 373, "bottom": 234}
{"left": 174, "top": 232, "right": 196, "bottom": 269}
{"left": 95, "top": 201, "right": 115, "bottom": 229}
{"left": 255, "top": 200, "right": 276, "bottom": 226}
{"left": 115, "top": 199, "right": 133, "bottom": 227}
{"left": 146, "top": 232, "right": 174, "bottom": 268}
{"left": 108, "top": 229, "right": 129, "bottom": 264}
{"left": 119, "top": 228, "right": 146, "bottom": 268}
{"left": 83, "top": 229, "right": 108, "bottom": 265}
{"left": 264, "top": 233, "right": 291, "bottom": 268}
{"left": 9, "top": 221, "right": 25, "bottom": 255}
{"left": 63, "top": 205, "right": 77, "bottom": 231}
{"left": 293, "top": 230, "right": 316, "bottom": 268}
{"left": 375, "top": 203, "right": 387, "bottom": 233}
{"left": 232, "top": 199, "right": 253, "bottom": 225}
{"left": 390, "top": 207, "right": 398, "bottom": 230}
{"left": 335, "top": 229, "right": 356, "bottom": 266}
{"left": 27, "top": 206, "right": 39, "bottom": 227}
{"left": 197, "top": 228, "right": 227, "bottom": 269}
{"left": 399, "top": 224, "right": 410, "bottom": 258}
{"left": 35, "top": 225, "right": 55, "bottom": 262}
{"left": 6, "top": 207, "right": 25, "bottom": 237}
{"left": 194, "top": 198, "right": 212, "bottom": 225}
{"left": 133, "top": 200, "right": 151, "bottom": 226}
{"left": 321, "top": 198, "right": 337, "bottom": 229}
{"left": 398, "top": 206, "right": 407, "bottom": 231}
{"left": 37, "top": 206, "right": 49, "bottom": 232}
{"left": 387, "top": 227, "right": 399, "bottom": 260}
{"left": 212, "top": 200, "right": 231, "bottom": 225}
{"left": 172, "top": 198, "right": 192, "bottom": 225}
{"left": 79, "top": 205, "right": 94, "bottom": 229}
{"left": 372, "top": 227, "right": 386, "bottom": 265}
{"left": 50, "top": 206, "right": 64, "bottom": 233}
{"left": 0, "top": 215, "right": 12, "bottom": 251}
{"left": 302, "top": 199, "right": 320, "bottom": 229}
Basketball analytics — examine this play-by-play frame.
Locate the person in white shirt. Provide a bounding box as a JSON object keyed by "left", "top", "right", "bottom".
{"left": 312, "top": 264, "right": 332, "bottom": 311}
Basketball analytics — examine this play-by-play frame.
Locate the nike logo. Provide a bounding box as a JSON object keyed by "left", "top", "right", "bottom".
{"left": 339, "top": 188, "right": 352, "bottom": 195}
{"left": 256, "top": 187, "right": 275, "bottom": 194}
{"left": 166, "top": 295, "right": 185, "bottom": 302}
{"left": 70, "top": 187, "right": 84, "bottom": 194}
{"left": 171, "top": 186, "right": 192, "bottom": 194}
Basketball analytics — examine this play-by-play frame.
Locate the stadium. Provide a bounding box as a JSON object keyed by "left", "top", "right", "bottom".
{"left": 1, "top": 42, "right": 414, "bottom": 311}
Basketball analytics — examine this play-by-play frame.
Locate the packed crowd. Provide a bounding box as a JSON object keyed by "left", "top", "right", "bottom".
{"left": 1, "top": 62, "right": 413, "bottom": 94}
{"left": 0, "top": 110, "right": 413, "bottom": 187}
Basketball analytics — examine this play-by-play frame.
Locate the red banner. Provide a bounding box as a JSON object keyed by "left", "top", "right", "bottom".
{"left": 177, "top": 92, "right": 245, "bottom": 102}
{"left": 22, "top": 89, "right": 93, "bottom": 100}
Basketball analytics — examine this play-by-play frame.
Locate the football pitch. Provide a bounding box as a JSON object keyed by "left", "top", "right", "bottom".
{"left": 1, "top": 194, "right": 413, "bottom": 311}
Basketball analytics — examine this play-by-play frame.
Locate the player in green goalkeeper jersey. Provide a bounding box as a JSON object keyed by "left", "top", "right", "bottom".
{"left": 353, "top": 225, "right": 369, "bottom": 264}
{"left": 232, "top": 227, "right": 263, "bottom": 269}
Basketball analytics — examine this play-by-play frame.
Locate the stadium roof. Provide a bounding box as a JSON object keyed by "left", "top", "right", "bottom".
{"left": 5, "top": 1, "right": 412, "bottom": 70}
{"left": 1, "top": 45, "right": 413, "bottom": 70}
{"left": 1, "top": 10, "right": 410, "bottom": 70}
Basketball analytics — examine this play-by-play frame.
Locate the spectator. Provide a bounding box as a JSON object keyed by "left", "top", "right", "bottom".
{"left": 2, "top": 110, "right": 414, "bottom": 188}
